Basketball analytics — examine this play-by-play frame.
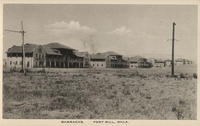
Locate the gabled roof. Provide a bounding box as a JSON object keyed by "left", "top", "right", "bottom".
{"left": 45, "top": 42, "right": 74, "bottom": 50}
{"left": 7, "top": 43, "right": 37, "bottom": 53}
{"left": 7, "top": 43, "right": 62, "bottom": 56}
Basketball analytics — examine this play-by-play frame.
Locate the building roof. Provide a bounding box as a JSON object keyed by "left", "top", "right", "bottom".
{"left": 43, "top": 46, "right": 62, "bottom": 55}
{"left": 7, "top": 43, "right": 62, "bottom": 56}
{"left": 7, "top": 43, "right": 37, "bottom": 53}
{"left": 155, "top": 59, "right": 165, "bottom": 63}
{"left": 138, "top": 58, "right": 147, "bottom": 62}
{"left": 165, "top": 59, "right": 171, "bottom": 62}
{"left": 175, "top": 58, "right": 184, "bottom": 62}
{"left": 90, "top": 53, "right": 106, "bottom": 60}
{"left": 74, "top": 51, "right": 89, "bottom": 57}
{"left": 128, "top": 56, "right": 143, "bottom": 62}
{"left": 45, "top": 42, "right": 75, "bottom": 50}
{"left": 123, "top": 57, "right": 129, "bottom": 61}
{"left": 102, "top": 51, "right": 121, "bottom": 56}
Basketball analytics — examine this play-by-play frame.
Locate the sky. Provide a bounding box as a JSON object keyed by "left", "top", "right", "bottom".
{"left": 3, "top": 4, "right": 197, "bottom": 61}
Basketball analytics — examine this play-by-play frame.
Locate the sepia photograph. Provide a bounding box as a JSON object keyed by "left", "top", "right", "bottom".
{"left": 2, "top": 4, "right": 197, "bottom": 120}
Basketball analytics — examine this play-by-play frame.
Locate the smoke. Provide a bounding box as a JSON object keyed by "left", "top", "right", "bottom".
{"left": 81, "top": 34, "right": 97, "bottom": 54}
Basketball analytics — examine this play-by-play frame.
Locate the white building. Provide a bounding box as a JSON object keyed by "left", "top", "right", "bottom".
{"left": 129, "top": 61, "right": 138, "bottom": 68}
{"left": 7, "top": 57, "right": 34, "bottom": 70}
{"left": 90, "top": 53, "right": 106, "bottom": 68}
{"left": 90, "top": 61, "right": 106, "bottom": 68}
{"left": 165, "top": 60, "right": 171, "bottom": 66}
{"left": 6, "top": 44, "right": 37, "bottom": 71}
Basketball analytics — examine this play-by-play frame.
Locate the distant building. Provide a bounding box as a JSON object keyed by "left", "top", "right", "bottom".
{"left": 90, "top": 51, "right": 128, "bottom": 68}
{"left": 90, "top": 53, "right": 106, "bottom": 68}
{"left": 147, "top": 58, "right": 156, "bottom": 66}
{"left": 154, "top": 59, "right": 165, "bottom": 67}
{"left": 183, "top": 59, "right": 192, "bottom": 64}
{"left": 164, "top": 60, "right": 171, "bottom": 66}
{"left": 129, "top": 60, "right": 138, "bottom": 68}
{"left": 128, "top": 56, "right": 141, "bottom": 68}
{"left": 104, "top": 51, "right": 128, "bottom": 68}
{"left": 175, "top": 58, "right": 193, "bottom": 65}
{"left": 175, "top": 58, "right": 184, "bottom": 65}
{"left": 137, "top": 58, "right": 152, "bottom": 68}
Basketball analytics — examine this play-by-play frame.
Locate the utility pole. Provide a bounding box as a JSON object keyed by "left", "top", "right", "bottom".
{"left": 5, "top": 21, "right": 26, "bottom": 75}
{"left": 21, "top": 21, "right": 26, "bottom": 75}
{"left": 171, "top": 22, "right": 176, "bottom": 76}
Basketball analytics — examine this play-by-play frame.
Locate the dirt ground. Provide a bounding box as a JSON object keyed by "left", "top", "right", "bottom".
{"left": 3, "top": 65, "right": 197, "bottom": 119}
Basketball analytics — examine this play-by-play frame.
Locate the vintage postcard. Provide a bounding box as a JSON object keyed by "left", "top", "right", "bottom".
{"left": 0, "top": 0, "right": 199, "bottom": 126}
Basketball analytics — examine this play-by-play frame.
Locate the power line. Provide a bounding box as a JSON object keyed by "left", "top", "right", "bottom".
{"left": 4, "top": 21, "right": 26, "bottom": 75}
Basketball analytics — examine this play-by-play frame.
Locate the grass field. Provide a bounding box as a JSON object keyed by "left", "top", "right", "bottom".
{"left": 3, "top": 65, "right": 197, "bottom": 119}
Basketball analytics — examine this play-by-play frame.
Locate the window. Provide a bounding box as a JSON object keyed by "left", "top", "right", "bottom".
{"left": 10, "top": 61, "right": 12, "bottom": 65}
{"left": 93, "top": 64, "right": 94, "bottom": 66}
{"left": 102, "top": 64, "right": 103, "bottom": 66}
{"left": 27, "top": 61, "right": 30, "bottom": 67}
{"left": 97, "top": 64, "right": 99, "bottom": 66}
{"left": 20, "top": 61, "right": 22, "bottom": 65}
{"left": 36, "top": 54, "right": 38, "bottom": 58}
{"left": 16, "top": 61, "right": 18, "bottom": 65}
{"left": 36, "top": 62, "right": 38, "bottom": 67}
{"left": 39, "top": 61, "right": 43, "bottom": 66}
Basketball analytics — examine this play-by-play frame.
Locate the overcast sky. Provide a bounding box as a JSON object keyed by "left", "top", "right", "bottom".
{"left": 3, "top": 4, "right": 197, "bottom": 61}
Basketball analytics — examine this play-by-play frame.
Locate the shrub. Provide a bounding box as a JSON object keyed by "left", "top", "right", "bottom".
{"left": 193, "top": 73, "right": 197, "bottom": 79}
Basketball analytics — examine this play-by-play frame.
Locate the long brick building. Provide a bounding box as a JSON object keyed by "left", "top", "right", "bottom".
{"left": 6, "top": 42, "right": 88, "bottom": 70}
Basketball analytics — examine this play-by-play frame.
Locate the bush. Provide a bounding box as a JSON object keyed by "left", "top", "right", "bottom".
{"left": 193, "top": 73, "right": 197, "bottom": 79}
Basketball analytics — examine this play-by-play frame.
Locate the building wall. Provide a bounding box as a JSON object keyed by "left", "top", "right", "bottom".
{"left": 33, "top": 46, "right": 46, "bottom": 68}
{"left": 90, "top": 61, "right": 106, "bottom": 68}
{"left": 154, "top": 62, "right": 165, "bottom": 67}
{"left": 129, "top": 63, "right": 138, "bottom": 68}
{"left": 175, "top": 61, "right": 184, "bottom": 65}
{"left": 106, "top": 55, "right": 128, "bottom": 68}
{"left": 7, "top": 57, "right": 34, "bottom": 70}
{"left": 83, "top": 57, "right": 90, "bottom": 68}
{"left": 138, "top": 61, "right": 152, "bottom": 68}
{"left": 147, "top": 59, "right": 155, "bottom": 66}
{"left": 165, "top": 61, "right": 171, "bottom": 66}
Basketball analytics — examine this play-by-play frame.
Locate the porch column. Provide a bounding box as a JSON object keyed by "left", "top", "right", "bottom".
{"left": 63, "top": 62, "right": 65, "bottom": 68}
{"left": 68, "top": 62, "right": 69, "bottom": 68}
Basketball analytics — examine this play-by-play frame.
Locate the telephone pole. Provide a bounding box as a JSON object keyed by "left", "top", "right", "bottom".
{"left": 171, "top": 22, "right": 176, "bottom": 76}
{"left": 5, "top": 21, "right": 26, "bottom": 75}
{"left": 21, "top": 21, "right": 26, "bottom": 74}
